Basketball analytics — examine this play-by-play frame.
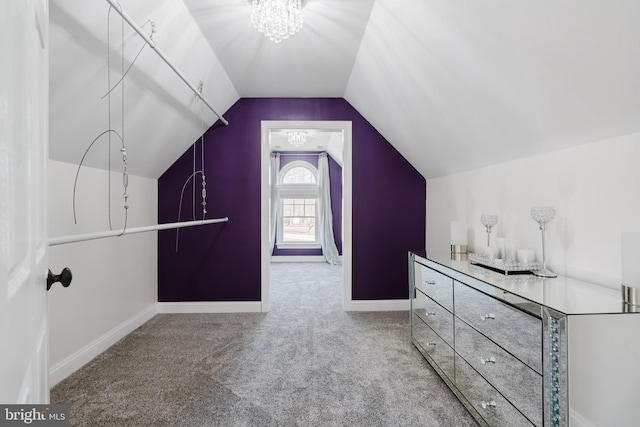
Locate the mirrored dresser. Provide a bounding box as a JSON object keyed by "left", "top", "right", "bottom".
{"left": 409, "top": 251, "right": 640, "bottom": 427}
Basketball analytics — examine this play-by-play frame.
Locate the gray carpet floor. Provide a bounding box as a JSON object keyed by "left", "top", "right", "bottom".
{"left": 51, "top": 263, "right": 478, "bottom": 426}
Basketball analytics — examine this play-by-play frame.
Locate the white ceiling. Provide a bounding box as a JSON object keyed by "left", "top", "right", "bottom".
{"left": 345, "top": 0, "right": 640, "bottom": 177}
{"left": 49, "top": 0, "right": 640, "bottom": 179}
{"left": 182, "top": 0, "right": 375, "bottom": 97}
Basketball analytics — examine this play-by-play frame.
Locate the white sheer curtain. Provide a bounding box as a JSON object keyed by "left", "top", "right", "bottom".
{"left": 318, "top": 153, "right": 341, "bottom": 265}
{"left": 269, "top": 153, "right": 280, "bottom": 253}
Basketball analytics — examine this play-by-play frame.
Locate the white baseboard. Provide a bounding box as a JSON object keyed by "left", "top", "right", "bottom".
{"left": 157, "top": 301, "right": 262, "bottom": 313}
{"left": 49, "top": 297, "right": 403, "bottom": 387}
{"left": 271, "top": 256, "right": 327, "bottom": 263}
{"left": 49, "top": 305, "right": 157, "bottom": 387}
{"left": 345, "top": 299, "right": 410, "bottom": 312}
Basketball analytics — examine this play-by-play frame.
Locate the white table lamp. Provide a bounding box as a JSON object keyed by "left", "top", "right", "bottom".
{"left": 450, "top": 221, "right": 468, "bottom": 260}
{"left": 622, "top": 232, "right": 640, "bottom": 307}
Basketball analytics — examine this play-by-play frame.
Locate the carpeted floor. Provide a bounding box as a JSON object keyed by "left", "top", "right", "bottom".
{"left": 51, "top": 263, "right": 478, "bottom": 426}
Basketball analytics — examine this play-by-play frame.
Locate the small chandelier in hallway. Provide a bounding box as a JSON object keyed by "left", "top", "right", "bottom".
{"left": 250, "top": 0, "right": 303, "bottom": 43}
{"left": 287, "top": 131, "right": 306, "bottom": 148}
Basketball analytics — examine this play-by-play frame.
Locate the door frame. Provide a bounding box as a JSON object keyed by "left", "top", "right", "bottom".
{"left": 260, "top": 120, "right": 352, "bottom": 312}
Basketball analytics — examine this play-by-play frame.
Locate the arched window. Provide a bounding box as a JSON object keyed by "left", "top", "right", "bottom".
{"left": 280, "top": 166, "right": 316, "bottom": 184}
{"left": 277, "top": 161, "right": 320, "bottom": 247}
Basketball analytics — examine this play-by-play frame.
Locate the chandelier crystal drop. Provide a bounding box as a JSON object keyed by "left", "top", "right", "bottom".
{"left": 250, "top": 0, "right": 303, "bottom": 43}
{"left": 288, "top": 131, "right": 306, "bottom": 148}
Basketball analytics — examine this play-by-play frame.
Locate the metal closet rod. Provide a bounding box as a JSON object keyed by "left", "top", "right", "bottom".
{"left": 48, "top": 217, "right": 229, "bottom": 246}
{"left": 105, "top": 0, "right": 228, "bottom": 126}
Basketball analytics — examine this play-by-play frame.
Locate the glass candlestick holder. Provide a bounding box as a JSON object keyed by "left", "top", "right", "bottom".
{"left": 480, "top": 214, "right": 498, "bottom": 247}
{"left": 530, "top": 207, "right": 557, "bottom": 278}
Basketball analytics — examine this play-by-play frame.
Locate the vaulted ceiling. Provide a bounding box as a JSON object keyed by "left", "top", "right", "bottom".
{"left": 49, "top": 0, "right": 640, "bottom": 179}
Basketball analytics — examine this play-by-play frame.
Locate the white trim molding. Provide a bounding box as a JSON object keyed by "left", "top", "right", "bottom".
{"left": 48, "top": 296, "right": 406, "bottom": 387}
{"left": 345, "top": 299, "right": 410, "bottom": 312}
{"left": 157, "top": 301, "right": 262, "bottom": 314}
{"left": 49, "top": 305, "right": 157, "bottom": 387}
{"left": 49, "top": 301, "right": 262, "bottom": 386}
{"left": 261, "top": 120, "right": 352, "bottom": 313}
{"left": 275, "top": 242, "right": 322, "bottom": 250}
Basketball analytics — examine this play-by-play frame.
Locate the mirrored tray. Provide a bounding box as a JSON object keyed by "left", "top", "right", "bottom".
{"left": 468, "top": 253, "right": 540, "bottom": 276}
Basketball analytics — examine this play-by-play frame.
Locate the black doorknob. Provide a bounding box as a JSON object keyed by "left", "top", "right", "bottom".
{"left": 47, "top": 268, "right": 72, "bottom": 291}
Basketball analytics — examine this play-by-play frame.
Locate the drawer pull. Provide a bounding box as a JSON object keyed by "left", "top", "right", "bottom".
{"left": 425, "top": 280, "right": 436, "bottom": 286}
{"left": 480, "top": 356, "right": 496, "bottom": 364}
{"left": 481, "top": 313, "right": 496, "bottom": 320}
{"left": 425, "top": 341, "right": 437, "bottom": 346}
{"left": 481, "top": 399, "right": 497, "bottom": 409}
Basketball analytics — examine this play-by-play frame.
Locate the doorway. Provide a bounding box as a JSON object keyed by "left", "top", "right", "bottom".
{"left": 260, "top": 121, "right": 352, "bottom": 312}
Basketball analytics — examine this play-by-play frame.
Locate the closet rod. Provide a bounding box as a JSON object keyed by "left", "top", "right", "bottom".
{"left": 48, "top": 217, "right": 229, "bottom": 246}
{"left": 104, "top": 0, "right": 228, "bottom": 126}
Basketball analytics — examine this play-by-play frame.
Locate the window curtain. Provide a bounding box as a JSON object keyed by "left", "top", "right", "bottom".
{"left": 269, "top": 152, "right": 280, "bottom": 253}
{"left": 318, "top": 153, "right": 341, "bottom": 265}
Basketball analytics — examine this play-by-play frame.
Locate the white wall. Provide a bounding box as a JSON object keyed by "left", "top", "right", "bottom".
{"left": 426, "top": 132, "right": 640, "bottom": 289}
{"left": 47, "top": 160, "right": 157, "bottom": 384}
{"left": 49, "top": 0, "right": 239, "bottom": 178}
{"left": 426, "top": 133, "right": 640, "bottom": 426}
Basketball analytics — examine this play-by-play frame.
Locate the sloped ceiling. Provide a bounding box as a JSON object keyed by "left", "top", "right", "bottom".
{"left": 181, "top": 0, "right": 375, "bottom": 97}
{"left": 49, "top": 0, "right": 239, "bottom": 178}
{"left": 49, "top": 0, "right": 640, "bottom": 180}
{"left": 346, "top": 0, "right": 640, "bottom": 178}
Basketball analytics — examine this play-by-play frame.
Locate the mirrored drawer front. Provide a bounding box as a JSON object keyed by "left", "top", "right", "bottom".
{"left": 412, "top": 313, "right": 454, "bottom": 382}
{"left": 413, "top": 292, "right": 454, "bottom": 346}
{"left": 454, "top": 281, "right": 542, "bottom": 373}
{"left": 415, "top": 264, "right": 454, "bottom": 311}
{"left": 461, "top": 273, "right": 543, "bottom": 319}
{"left": 455, "top": 321, "right": 542, "bottom": 426}
{"left": 454, "top": 354, "right": 535, "bottom": 427}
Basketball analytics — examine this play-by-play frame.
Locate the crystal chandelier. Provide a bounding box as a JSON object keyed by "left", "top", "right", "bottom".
{"left": 288, "top": 131, "right": 306, "bottom": 148}
{"left": 250, "top": 0, "right": 303, "bottom": 43}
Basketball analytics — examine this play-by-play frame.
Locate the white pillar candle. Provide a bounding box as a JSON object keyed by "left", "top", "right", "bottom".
{"left": 505, "top": 239, "right": 519, "bottom": 261}
{"left": 487, "top": 246, "right": 500, "bottom": 260}
{"left": 622, "top": 232, "right": 640, "bottom": 286}
{"left": 450, "top": 221, "right": 467, "bottom": 245}
{"left": 517, "top": 249, "right": 535, "bottom": 265}
{"left": 496, "top": 237, "right": 506, "bottom": 259}
{"left": 475, "top": 245, "right": 487, "bottom": 257}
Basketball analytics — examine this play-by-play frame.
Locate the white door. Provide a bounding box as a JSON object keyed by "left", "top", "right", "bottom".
{"left": 0, "top": 0, "right": 50, "bottom": 404}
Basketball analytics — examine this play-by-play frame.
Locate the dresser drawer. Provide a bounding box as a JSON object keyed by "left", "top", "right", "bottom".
{"left": 413, "top": 292, "right": 454, "bottom": 346}
{"left": 412, "top": 313, "right": 454, "bottom": 381}
{"left": 455, "top": 320, "right": 542, "bottom": 426}
{"left": 454, "top": 281, "right": 542, "bottom": 373}
{"left": 415, "top": 264, "right": 454, "bottom": 311}
{"left": 454, "top": 354, "right": 535, "bottom": 427}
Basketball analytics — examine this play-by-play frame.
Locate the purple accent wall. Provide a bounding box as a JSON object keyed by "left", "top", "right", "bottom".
{"left": 158, "top": 98, "right": 425, "bottom": 302}
{"left": 271, "top": 153, "right": 343, "bottom": 257}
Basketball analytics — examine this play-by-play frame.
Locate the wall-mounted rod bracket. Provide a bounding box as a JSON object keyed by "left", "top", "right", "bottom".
{"left": 104, "top": 0, "right": 228, "bottom": 126}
